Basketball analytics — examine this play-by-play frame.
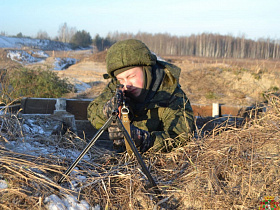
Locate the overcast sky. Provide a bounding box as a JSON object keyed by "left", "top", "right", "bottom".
{"left": 1, "top": 0, "right": 279, "bottom": 40}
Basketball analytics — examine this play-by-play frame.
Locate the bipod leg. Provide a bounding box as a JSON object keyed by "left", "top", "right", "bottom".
{"left": 116, "top": 116, "right": 161, "bottom": 194}
{"left": 58, "top": 115, "right": 115, "bottom": 184}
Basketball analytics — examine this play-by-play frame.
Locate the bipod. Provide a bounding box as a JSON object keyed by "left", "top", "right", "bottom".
{"left": 57, "top": 110, "right": 161, "bottom": 194}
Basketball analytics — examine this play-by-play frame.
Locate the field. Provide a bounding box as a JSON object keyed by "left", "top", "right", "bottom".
{"left": 0, "top": 49, "right": 280, "bottom": 209}
{"left": 1, "top": 48, "right": 280, "bottom": 106}
{"left": 46, "top": 50, "right": 280, "bottom": 106}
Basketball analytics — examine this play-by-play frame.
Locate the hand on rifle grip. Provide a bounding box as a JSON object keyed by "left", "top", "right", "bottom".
{"left": 103, "top": 87, "right": 124, "bottom": 119}
{"left": 106, "top": 122, "right": 152, "bottom": 152}
{"left": 130, "top": 125, "right": 152, "bottom": 152}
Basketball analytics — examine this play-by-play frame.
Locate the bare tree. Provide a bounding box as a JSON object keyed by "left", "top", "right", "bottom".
{"left": 57, "top": 22, "right": 77, "bottom": 43}
{"left": 0, "top": 31, "right": 7, "bottom": 36}
{"left": 97, "top": 31, "right": 280, "bottom": 59}
{"left": 36, "top": 30, "right": 50, "bottom": 40}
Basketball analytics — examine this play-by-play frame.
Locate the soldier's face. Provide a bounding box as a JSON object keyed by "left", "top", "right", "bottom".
{"left": 116, "top": 67, "right": 144, "bottom": 98}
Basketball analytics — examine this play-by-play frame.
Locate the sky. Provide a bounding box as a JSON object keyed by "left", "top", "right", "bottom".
{"left": 1, "top": 0, "right": 279, "bottom": 41}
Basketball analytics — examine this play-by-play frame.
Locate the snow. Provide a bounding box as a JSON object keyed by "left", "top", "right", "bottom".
{"left": 0, "top": 180, "right": 8, "bottom": 189}
{"left": 7, "top": 50, "right": 45, "bottom": 64}
{"left": 31, "top": 50, "right": 50, "bottom": 57}
{"left": 67, "top": 78, "right": 91, "bottom": 93}
{"left": 44, "top": 194, "right": 97, "bottom": 210}
{"left": 54, "top": 57, "right": 77, "bottom": 70}
{"left": 1, "top": 112, "right": 95, "bottom": 209}
{"left": 1, "top": 35, "right": 91, "bottom": 92}
{"left": 44, "top": 194, "right": 101, "bottom": 210}
{"left": 6, "top": 50, "right": 77, "bottom": 70}
{"left": 0, "top": 36, "right": 102, "bottom": 209}
{"left": 0, "top": 35, "right": 72, "bottom": 50}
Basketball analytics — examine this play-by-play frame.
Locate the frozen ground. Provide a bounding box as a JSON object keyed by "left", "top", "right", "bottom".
{"left": 0, "top": 112, "right": 101, "bottom": 210}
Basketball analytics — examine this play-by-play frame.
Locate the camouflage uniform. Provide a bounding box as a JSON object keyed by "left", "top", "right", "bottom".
{"left": 87, "top": 39, "right": 194, "bottom": 152}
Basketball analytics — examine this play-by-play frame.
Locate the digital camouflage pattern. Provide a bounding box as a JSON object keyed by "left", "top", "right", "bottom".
{"left": 87, "top": 59, "right": 195, "bottom": 152}
{"left": 130, "top": 124, "right": 152, "bottom": 152}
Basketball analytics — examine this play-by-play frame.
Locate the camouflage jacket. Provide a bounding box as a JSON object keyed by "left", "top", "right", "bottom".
{"left": 87, "top": 60, "right": 194, "bottom": 151}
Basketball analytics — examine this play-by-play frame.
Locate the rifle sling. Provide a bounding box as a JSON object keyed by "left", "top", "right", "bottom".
{"left": 122, "top": 111, "right": 133, "bottom": 156}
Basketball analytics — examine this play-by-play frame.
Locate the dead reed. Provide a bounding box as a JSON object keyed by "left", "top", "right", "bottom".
{"left": 0, "top": 93, "right": 279, "bottom": 209}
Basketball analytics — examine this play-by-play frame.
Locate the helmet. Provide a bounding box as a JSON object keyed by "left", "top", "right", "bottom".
{"left": 106, "top": 39, "right": 157, "bottom": 77}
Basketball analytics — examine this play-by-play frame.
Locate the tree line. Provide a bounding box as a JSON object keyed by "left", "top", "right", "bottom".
{"left": 102, "top": 32, "right": 280, "bottom": 59}
{"left": 2, "top": 22, "right": 280, "bottom": 59}
{"left": 1, "top": 23, "right": 92, "bottom": 49}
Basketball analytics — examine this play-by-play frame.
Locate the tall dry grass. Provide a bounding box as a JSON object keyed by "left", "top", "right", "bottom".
{"left": 0, "top": 93, "right": 279, "bottom": 209}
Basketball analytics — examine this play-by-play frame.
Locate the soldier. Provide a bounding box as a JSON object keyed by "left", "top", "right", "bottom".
{"left": 87, "top": 39, "right": 194, "bottom": 153}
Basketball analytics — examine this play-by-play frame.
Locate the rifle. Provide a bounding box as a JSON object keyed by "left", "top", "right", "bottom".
{"left": 114, "top": 85, "right": 133, "bottom": 156}
{"left": 58, "top": 85, "right": 160, "bottom": 194}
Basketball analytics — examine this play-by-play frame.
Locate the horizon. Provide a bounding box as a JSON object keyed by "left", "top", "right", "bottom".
{"left": 1, "top": 0, "right": 279, "bottom": 41}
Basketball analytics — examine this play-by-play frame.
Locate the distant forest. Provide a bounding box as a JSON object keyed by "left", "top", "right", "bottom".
{"left": 94, "top": 32, "right": 280, "bottom": 59}
{"left": 3, "top": 25, "right": 279, "bottom": 59}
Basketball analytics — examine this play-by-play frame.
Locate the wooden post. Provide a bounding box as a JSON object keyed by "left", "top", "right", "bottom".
{"left": 212, "top": 103, "right": 220, "bottom": 118}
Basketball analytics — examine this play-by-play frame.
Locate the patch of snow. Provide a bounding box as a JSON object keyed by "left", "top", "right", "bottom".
{"left": 0, "top": 35, "right": 72, "bottom": 51}
{"left": 22, "top": 120, "right": 45, "bottom": 134}
{"left": 2, "top": 113, "right": 95, "bottom": 209}
{"left": 54, "top": 58, "right": 77, "bottom": 70}
{"left": 66, "top": 78, "right": 91, "bottom": 93}
{"left": 0, "top": 180, "right": 8, "bottom": 189}
{"left": 31, "top": 50, "right": 49, "bottom": 58}
{"left": 75, "top": 83, "right": 91, "bottom": 93}
{"left": 6, "top": 50, "right": 77, "bottom": 71}
{"left": 3, "top": 114, "right": 88, "bottom": 160}
{"left": 69, "top": 169, "right": 87, "bottom": 190}
{"left": 44, "top": 194, "right": 100, "bottom": 210}
{"left": 1, "top": 35, "right": 91, "bottom": 92}
{"left": 7, "top": 50, "right": 44, "bottom": 64}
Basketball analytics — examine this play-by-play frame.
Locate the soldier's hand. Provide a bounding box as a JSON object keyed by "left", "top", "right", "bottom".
{"left": 108, "top": 122, "right": 124, "bottom": 140}
{"left": 130, "top": 124, "right": 152, "bottom": 152}
{"left": 103, "top": 98, "right": 115, "bottom": 119}
{"left": 103, "top": 89, "right": 123, "bottom": 118}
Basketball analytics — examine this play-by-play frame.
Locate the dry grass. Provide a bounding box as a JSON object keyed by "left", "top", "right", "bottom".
{"left": 1, "top": 50, "right": 280, "bottom": 208}
{"left": 171, "top": 56, "right": 280, "bottom": 106}
{"left": 59, "top": 52, "right": 280, "bottom": 106}
{"left": 3, "top": 48, "right": 279, "bottom": 107}
{"left": 0, "top": 93, "right": 279, "bottom": 209}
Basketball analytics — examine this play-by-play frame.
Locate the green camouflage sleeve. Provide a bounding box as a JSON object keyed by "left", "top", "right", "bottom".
{"left": 87, "top": 80, "right": 117, "bottom": 129}
{"left": 151, "top": 92, "right": 194, "bottom": 152}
